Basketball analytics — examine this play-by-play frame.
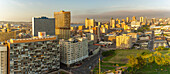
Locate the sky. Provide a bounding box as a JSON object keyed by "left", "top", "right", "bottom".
{"left": 0, "top": 0, "right": 170, "bottom": 23}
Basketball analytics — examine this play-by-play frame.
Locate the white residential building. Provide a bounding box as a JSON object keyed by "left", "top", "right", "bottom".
{"left": 59, "top": 37, "right": 88, "bottom": 66}
{"left": 0, "top": 45, "right": 7, "bottom": 74}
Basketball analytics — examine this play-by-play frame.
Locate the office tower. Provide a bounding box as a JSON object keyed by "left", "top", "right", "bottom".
{"left": 93, "top": 26, "right": 101, "bottom": 40}
{"left": 0, "top": 45, "right": 7, "bottom": 74}
{"left": 54, "top": 10, "right": 71, "bottom": 39}
{"left": 116, "top": 34, "right": 132, "bottom": 48}
{"left": 151, "top": 18, "right": 156, "bottom": 24}
{"left": 7, "top": 36, "right": 60, "bottom": 74}
{"left": 59, "top": 37, "right": 88, "bottom": 67}
{"left": 32, "top": 16, "right": 55, "bottom": 36}
{"left": 132, "top": 16, "right": 136, "bottom": 21}
{"left": 110, "top": 18, "right": 116, "bottom": 28}
{"left": 85, "top": 18, "right": 95, "bottom": 28}
{"left": 140, "top": 16, "right": 144, "bottom": 22}
{"left": 126, "top": 17, "right": 129, "bottom": 23}
{"left": 144, "top": 17, "right": 147, "bottom": 23}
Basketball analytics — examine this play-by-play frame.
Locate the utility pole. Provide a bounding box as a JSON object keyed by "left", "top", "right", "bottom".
{"left": 99, "top": 57, "right": 101, "bottom": 74}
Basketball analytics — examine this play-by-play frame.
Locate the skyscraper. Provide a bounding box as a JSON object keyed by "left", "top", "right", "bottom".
{"left": 132, "top": 16, "right": 136, "bottom": 21}
{"left": 32, "top": 16, "right": 55, "bottom": 36}
{"left": 140, "top": 16, "right": 144, "bottom": 22}
{"left": 144, "top": 17, "right": 147, "bottom": 23}
{"left": 54, "top": 10, "right": 71, "bottom": 39}
{"left": 85, "top": 18, "right": 95, "bottom": 28}
{"left": 126, "top": 17, "right": 129, "bottom": 23}
{"left": 110, "top": 18, "right": 116, "bottom": 28}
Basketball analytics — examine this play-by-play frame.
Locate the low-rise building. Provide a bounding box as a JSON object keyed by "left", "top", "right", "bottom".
{"left": 154, "top": 36, "right": 169, "bottom": 48}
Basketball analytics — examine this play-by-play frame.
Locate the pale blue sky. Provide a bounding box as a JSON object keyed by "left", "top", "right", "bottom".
{"left": 0, "top": 0, "right": 170, "bottom": 23}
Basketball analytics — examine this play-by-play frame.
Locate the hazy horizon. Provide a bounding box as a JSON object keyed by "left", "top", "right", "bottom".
{"left": 0, "top": 0, "right": 170, "bottom": 23}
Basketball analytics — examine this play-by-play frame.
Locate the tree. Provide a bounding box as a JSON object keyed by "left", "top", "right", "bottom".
{"left": 148, "top": 56, "right": 154, "bottom": 63}
{"left": 127, "top": 55, "right": 138, "bottom": 73}
{"left": 127, "top": 54, "right": 147, "bottom": 73}
{"left": 156, "top": 46, "right": 169, "bottom": 51}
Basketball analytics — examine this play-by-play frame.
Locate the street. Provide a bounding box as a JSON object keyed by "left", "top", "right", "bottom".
{"left": 70, "top": 51, "right": 102, "bottom": 74}
{"left": 51, "top": 51, "right": 103, "bottom": 74}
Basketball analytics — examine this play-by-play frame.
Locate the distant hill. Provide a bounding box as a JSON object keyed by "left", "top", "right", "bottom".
{"left": 0, "top": 21, "right": 31, "bottom": 25}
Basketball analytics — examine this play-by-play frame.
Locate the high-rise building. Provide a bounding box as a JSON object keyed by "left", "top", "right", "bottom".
{"left": 59, "top": 37, "right": 88, "bottom": 67}
{"left": 132, "top": 16, "right": 136, "bottom": 21}
{"left": 126, "top": 17, "right": 129, "bottom": 23}
{"left": 85, "top": 18, "right": 95, "bottom": 28}
{"left": 100, "top": 25, "right": 106, "bottom": 34}
{"left": 32, "top": 16, "right": 55, "bottom": 36}
{"left": 151, "top": 18, "right": 156, "bottom": 24}
{"left": 140, "top": 16, "right": 144, "bottom": 22}
{"left": 110, "top": 18, "right": 116, "bottom": 28}
{"left": 144, "top": 17, "right": 147, "bottom": 23}
{"left": 54, "top": 10, "right": 71, "bottom": 39}
{"left": 0, "top": 45, "right": 7, "bottom": 74}
{"left": 7, "top": 36, "right": 60, "bottom": 74}
{"left": 93, "top": 26, "right": 101, "bottom": 41}
{"left": 116, "top": 34, "right": 132, "bottom": 48}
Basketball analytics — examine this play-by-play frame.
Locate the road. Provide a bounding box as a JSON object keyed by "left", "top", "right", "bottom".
{"left": 50, "top": 51, "right": 103, "bottom": 74}
{"left": 71, "top": 51, "right": 102, "bottom": 74}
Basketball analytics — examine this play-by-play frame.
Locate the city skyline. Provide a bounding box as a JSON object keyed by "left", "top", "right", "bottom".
{"left": 0, "top": 0, "right": 170, "bottom": 23}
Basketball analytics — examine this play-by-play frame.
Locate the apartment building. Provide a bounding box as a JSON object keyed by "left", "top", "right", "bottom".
{"left": 116, "top": 34, "right": 132, "bottom": 49}
{"left": 59, "top": 37, "right": 88, "bottom": 66}
{"left": 7, "top": 36, "right": 60, "bottom": 74}
{"left": 0, "top": 45, "right": 7, "bottom": 74}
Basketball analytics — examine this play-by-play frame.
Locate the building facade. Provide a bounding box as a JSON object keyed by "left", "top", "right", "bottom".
{"left": 59, "top": 37, "right": 88, "bottom": 66}
{"left": 0, "top": 45, "right": 7, "bottom": 74}
{"left": 116, "top": 34, "right": 132, "bottom": 48}
{"left": 110, "top": 18, "right": 116, "bottom": 28}
{"left": 85, "top": 18, "right": 95, "bottom": 28}
{"left": 140, "top": 16, "right": 144, "bottom": 22}
{"left": 132, "top": 16, "right": 136, "bottom": 21}
{"left": 32, "top": 16, "right": 55, "bottom": 36}
{"left": 54, "top": 10, "right": 71, "bottom": 39}
{"left": 7, "top": 36, "right": 60, "bottom": 74}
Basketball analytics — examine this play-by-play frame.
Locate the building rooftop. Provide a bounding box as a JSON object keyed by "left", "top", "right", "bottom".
{"left": 9, "top": 36, "right": 57, "bottom": 43}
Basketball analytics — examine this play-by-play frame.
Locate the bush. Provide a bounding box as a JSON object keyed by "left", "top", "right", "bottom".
{"left": 155, "top": 46, "right": 169, "bottom": 51}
